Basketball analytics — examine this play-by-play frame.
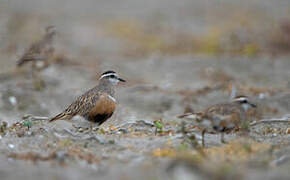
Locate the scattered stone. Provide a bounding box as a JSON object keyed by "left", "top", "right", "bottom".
{"left": 16, "top": 129, "right": 25, "bottom": 137}
{"left": 118, "top": 128, "right": 129, "bottom": 134}
{"left": 8, "top": 96, "right": 17, "bottom": 106}
{"left": 78, "top": 128, "right": 84, "bottom": 133}
{"left": 8, "top": 144, "right": 15, "bottom": 149}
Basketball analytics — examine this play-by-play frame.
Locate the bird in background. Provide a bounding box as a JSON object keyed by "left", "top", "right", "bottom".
{"left": 178, "top": 95, "right": 257, "bottom": 147}
{"left": 17, "top": 25, "right": 56, "bottom": 69}
{"left": 16, "top": 26, "right": 57, "bottom": 89}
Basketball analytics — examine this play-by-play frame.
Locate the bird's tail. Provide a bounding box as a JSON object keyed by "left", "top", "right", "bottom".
{"left": 177, "top": 112, "right": 204, "bottom": 121}
{"left": 17, "top": 53, "right": 44, "bottom": 67}
{"left": 177, "top": 112, "right": 194, "bottom": 119}
{"left": 49, "top": 112, "right": 71, "bottom": 122}
{"left": 17, "top": 54, "right": 45, "bottom": 67}
{"left": 16, "top": 57, "right": 33, "bottom": 67}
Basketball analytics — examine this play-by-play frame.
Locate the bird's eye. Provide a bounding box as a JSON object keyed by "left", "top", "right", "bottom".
{"left": 242, "top": 100, "right": 248, "bottom": 103}
{"left": 110, "top": 75, "right": 115, "bottom": 78}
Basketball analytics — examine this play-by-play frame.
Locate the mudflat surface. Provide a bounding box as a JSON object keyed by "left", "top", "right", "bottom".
{"left": 0, "top": 0, "right": 290, "bottom": 179}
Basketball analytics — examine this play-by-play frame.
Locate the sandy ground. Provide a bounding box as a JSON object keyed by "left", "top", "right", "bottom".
{"left": 0, "top": 0, "right": 290, "bottom": 179}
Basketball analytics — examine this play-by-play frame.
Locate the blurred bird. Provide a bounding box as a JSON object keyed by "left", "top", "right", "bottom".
{"left": 17, "top": 26, "right": 56, "bottom": 69}
{"left": 178, "top": 95, "right": 257, "bottom": 146}
{"left": 50, "top": 71, "right": 126, "bottom": 127}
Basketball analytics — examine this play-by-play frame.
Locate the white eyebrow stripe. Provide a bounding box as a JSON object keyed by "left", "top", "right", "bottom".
{"left": 235, "top": 97, "right": 247, "bottom": 101}
{"left": 100, "top": 73, "right": 117, "bottom": 79}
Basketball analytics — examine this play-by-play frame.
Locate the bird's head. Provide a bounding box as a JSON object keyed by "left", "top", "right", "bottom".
{"left": 233, "top": 95, "right": 257, "bottom": 111}
{"left": 99, "top": 70, "right": 126, "bottom": 85}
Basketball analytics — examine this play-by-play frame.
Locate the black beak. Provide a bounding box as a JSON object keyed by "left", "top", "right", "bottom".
{"left": 250, "top": 103, "right": 257, "bottom": 108}
{"left": 118, "top": 78, "right": 126, "bottom": 82}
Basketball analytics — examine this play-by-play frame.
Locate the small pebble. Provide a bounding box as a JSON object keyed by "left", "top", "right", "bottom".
{"left": 92, "top": 127, "right": 98, "bottom": 131}
{"left": 8, "top": 96, "right": 17, "bottom": 106}
{"left": 118, "top": 128, "right": 129, "bottom": 134}
{"left": 16, "top": 130, "right": 25, "bottom": 137}
{"left": 8, "top": 144, "right": 15, "bottom": 149}
{"left": 26, "top": 131, "right": 33, "bottom": 136}
{"left": 286, "top": 128, "right": 290, "bottom": 134}
{"left": 78, "top": 128, "right": 84, "bottom": 133}
{"left": 35, "top": 61, "right": 45, "bottom": 68}
{"left": 258, "top": 93, "right": 265, "bottom": 99}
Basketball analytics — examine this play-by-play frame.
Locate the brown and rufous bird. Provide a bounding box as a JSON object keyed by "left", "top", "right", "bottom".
{"left": 178, "top": 95, "right": 257, "bottom": 146}
{"left": 17, "top": 25, "right": 56, "bottom": 69}
{"left": 49, "top": 71, "right": 125, "bottom": 126}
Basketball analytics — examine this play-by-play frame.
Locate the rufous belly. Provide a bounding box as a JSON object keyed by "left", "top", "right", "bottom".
{"left": 88, "top": 94, "right": 116, "bottom": 124}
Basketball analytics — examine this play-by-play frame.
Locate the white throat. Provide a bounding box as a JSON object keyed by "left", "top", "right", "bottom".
{"left": 242, "top": 104, "right": 249, "bottom": 111}
{"left": 109, "top": 78, "right": 119, "bottom": 85}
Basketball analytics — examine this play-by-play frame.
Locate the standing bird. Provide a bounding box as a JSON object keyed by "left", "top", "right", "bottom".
{"left": 17, "top": 26, "right": 57, "bottom": 89}
{"left": 17, "top": 25, "right": 56, "bottom": 69}
{"left": 178, "top": 95, "right": 257, "bottom": 146}
{"left": 49, "top": 71, "right": 125, "bottom": 127}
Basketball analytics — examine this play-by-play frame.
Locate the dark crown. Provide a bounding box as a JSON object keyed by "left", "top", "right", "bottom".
{"left": 235, "top": 95, "right": 248, "bottom": 99}
{"left": 101, "top": 71, "right": 116, "bottom": 76}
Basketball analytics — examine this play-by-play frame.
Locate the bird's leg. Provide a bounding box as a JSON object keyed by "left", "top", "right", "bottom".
{"left": 201, "top": 129, "right": 206, "bottom": 147}
{"left": 33, "top": 74, "right": 45, "bottom": 90}
{"left": 31, "top": 64, "right": 45, "bottom": 90}
{"left": 89, "top": 122, "right": 94, "bottom": 132}
{"left": 220, "top": 132, "right": 226, "bottom": 144}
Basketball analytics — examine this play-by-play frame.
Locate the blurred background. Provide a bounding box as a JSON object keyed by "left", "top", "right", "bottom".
{"left": 2, "top": 0, "right": 290, "bottom": 66}
{"left": 0, "top": 0, "right": 290, "bottom": 180}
